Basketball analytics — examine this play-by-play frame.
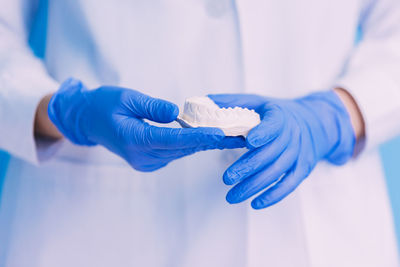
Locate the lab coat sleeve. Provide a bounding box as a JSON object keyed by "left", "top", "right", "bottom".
{"left": 0, "top": 0, "right": 60, "bottom": 164}
{"left": 336, "top": 0, "right": 400, "bottom": 151}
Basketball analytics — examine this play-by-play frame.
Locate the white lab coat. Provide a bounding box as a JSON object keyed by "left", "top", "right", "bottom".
{"left": 1, "top": 0, "right": 400, "bottom": 266}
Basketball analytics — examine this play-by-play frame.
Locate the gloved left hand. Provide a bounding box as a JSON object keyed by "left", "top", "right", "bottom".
{"left": 208, "top": 91, "right": 355, "bottom": 209}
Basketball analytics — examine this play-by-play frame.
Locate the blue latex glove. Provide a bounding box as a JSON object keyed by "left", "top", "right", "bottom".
{"left": 208, "top": 91, "right": 355, "bottom": 209}
{"left": 48, "top": 78, "right": 245, "bottom": 171}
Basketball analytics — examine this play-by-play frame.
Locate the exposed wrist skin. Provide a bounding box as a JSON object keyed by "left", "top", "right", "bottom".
{"left": 333, "top": 87, "right": 366, "bottom": 156}
{"left": 34, "top": 93, "right": 63, "bottom": 140}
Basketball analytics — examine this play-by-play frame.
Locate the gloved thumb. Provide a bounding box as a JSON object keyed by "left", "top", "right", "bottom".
{"left": 246, "top": 103, "right": 285, "bottom": 148}
{"left": 124, "top": 90, "right": 179, "bottom": 123}
{"left": 208, "top": 94, "right": 266, "bottom": 110}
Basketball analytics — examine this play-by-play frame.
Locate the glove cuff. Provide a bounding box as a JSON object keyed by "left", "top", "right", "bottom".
{"left": 48, "top": 78, "right": 96, "bottom": 146}
{"left": 321, "top": 90, "right": 356, "bottom": 165}
{"left": 301, "top": 90, "right": 356, "bottom": 165}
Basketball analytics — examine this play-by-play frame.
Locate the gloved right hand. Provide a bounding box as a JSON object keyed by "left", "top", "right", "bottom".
{"left": 48, "top": 78, "right": 245, "bottom": 171}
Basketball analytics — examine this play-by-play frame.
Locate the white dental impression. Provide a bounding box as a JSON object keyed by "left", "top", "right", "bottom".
{"left": 177, "top": 96, "right": 261, "bottom": 136}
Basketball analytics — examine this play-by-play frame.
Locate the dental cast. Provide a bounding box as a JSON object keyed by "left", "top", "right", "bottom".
{"left": 178, "top": 96, "right": 261, "bottom": 136}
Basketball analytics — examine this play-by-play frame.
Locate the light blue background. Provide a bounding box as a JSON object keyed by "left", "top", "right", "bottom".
{"left": 0, "top": 0, "right": 399, "bottom": 252}
{"left": 380, "top": 137, "right": 400, "bottom": 249}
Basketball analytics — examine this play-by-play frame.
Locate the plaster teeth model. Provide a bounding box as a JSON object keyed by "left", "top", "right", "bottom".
{"left": 177, "top": 96, "right": 261, "bottom": 136}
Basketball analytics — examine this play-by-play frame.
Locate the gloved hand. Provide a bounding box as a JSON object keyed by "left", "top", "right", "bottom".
{"left": 208, "top": 91, "right": 355, "bottom": 209}
{"left": 48, "top": 78, "right": 245, "bottom": 171}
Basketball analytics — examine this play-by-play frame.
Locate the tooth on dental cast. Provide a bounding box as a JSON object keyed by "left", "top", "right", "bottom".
{"left": 177, "top": 96, "right": 261, "bottom": 136}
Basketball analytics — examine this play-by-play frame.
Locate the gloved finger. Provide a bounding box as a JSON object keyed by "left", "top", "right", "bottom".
{"left": 140, "top": 124, "right": 226, "bottom": 149}
{"left": 250, "top": 164, "right": 308, "bottom": 209}
{"left": 130, "top": 137, "right": 244, "bottom": 172}
{"left": 246, "top": 104, "right": 285, "bottom": 148}
{"left": 121, "top": 89, "right": 179, "bottom": 123}
{"left": 150, "top": 136, "right": 246, "bottom": 160}
{"left": 207, "top": 94, "right": 266, "bottom": 110}
{"left": 250, "top": 125, "right": 315, "bottom": 209}
{"left": 214, "top": 136, "right": 247, "bottom": 150}
{"left": 225, "top": 131, "right": 301, "bottom": 204}
{"left": 223, "top": 124, "right": 292, "bottom": 185}
{"left": 129, "top": 161, "right": 169, "bottom": 172}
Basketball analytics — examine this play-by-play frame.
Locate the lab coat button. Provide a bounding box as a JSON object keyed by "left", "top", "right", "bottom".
{"left": 205, "top": 0, "right": 230, "bottom": 18}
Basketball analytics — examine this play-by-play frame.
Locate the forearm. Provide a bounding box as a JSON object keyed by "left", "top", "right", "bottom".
{"left": 34, "top": 94, "right": 63, "bottom": 140}
{"left": 333, "top": 87, "right": 367, "bottom": 157}
{"left": 333, "top": 88, "right": 366, "bottom": 141}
